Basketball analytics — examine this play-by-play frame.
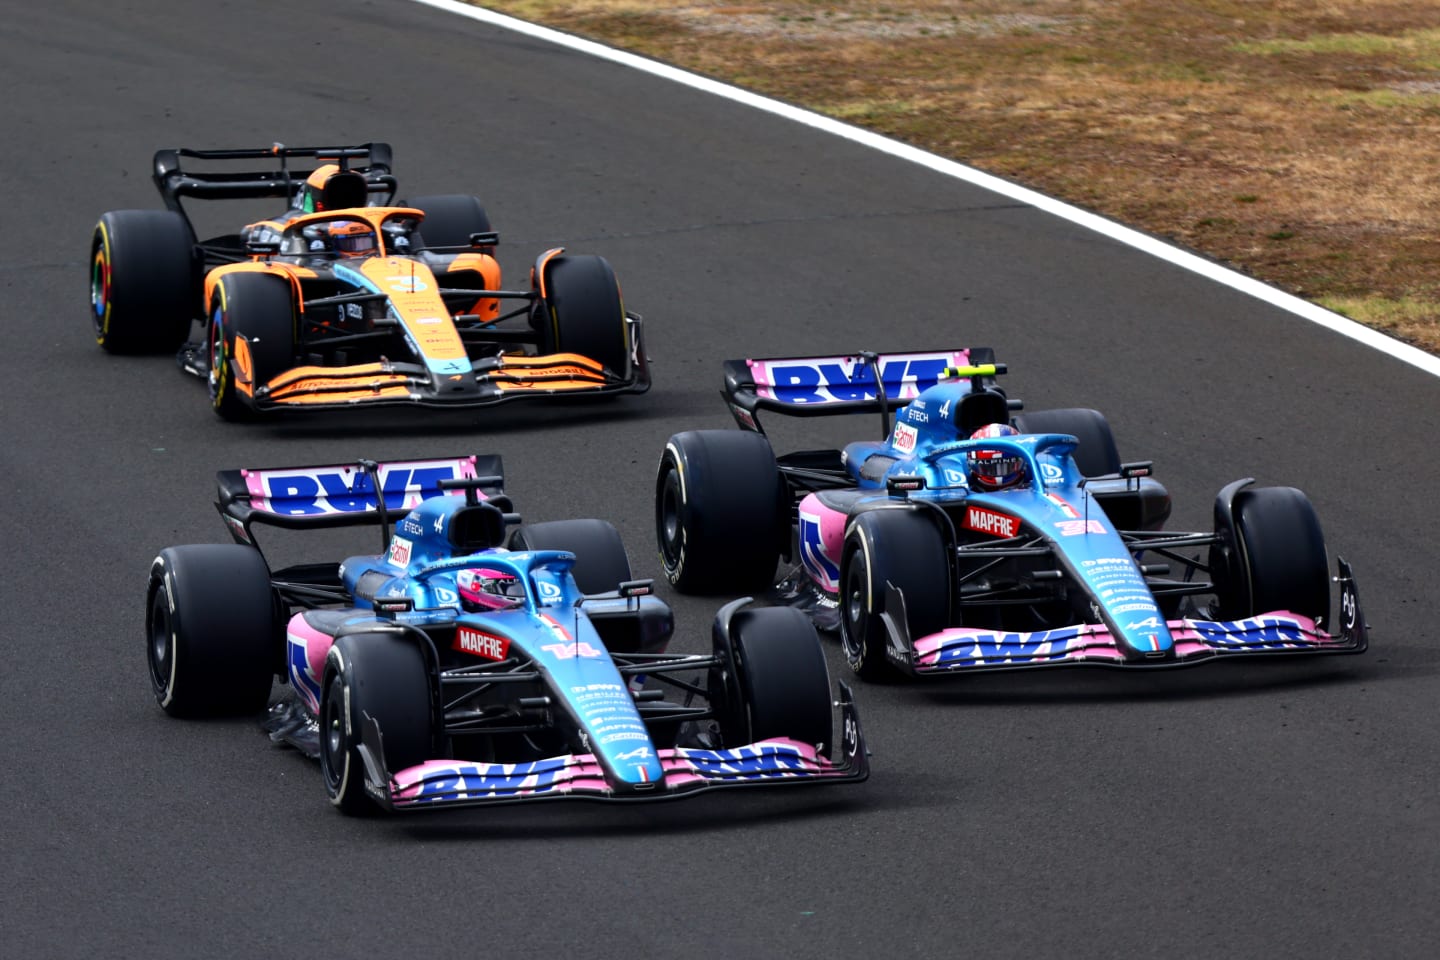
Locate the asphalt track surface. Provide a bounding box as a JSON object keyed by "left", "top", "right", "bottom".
{"left": 3, "top": 1, "right": 1438, "bottom": 956}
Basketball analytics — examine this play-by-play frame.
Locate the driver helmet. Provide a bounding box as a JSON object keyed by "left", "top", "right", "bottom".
{"left": 968, "top": 423, "right": 1026, "bottom": 490}
{"left": 327, "top": 220, "right": 377, "bottom": 257}
{"left": 456, "top": 567, "right": 524, "bottom": 611}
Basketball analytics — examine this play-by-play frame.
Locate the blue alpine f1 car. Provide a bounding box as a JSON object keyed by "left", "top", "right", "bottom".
{"left": 655, "top": 349, "right": 1367, "bottom": 680}
{"left": 147, "top": 455, "right": 865, "bottom": 814}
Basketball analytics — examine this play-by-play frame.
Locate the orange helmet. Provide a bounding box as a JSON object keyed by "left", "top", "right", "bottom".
{"left": 327, "top": 221, "right": 376, "bottom": 257}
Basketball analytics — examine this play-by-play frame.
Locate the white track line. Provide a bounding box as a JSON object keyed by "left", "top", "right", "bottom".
{"left": 416, "top": 0, "right": 1440, "bottom": 379}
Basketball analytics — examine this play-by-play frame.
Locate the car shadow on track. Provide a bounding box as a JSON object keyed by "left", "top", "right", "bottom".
{"left": 389, "top": 787, "right": 883, "bottom": 842}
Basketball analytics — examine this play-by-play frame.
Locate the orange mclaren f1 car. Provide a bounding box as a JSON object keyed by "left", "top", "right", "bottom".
{"left": 89, "top": 143, "right": 650, "bottom": 419}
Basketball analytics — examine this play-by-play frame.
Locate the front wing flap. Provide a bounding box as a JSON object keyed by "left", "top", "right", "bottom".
{"left": 358, "top": 683, "right": 867, "bottom": 812}
{"left": 908, "top": 557, "right": 1368, "bottom": 675}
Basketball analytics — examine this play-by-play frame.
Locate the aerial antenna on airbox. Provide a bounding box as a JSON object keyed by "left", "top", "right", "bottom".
{"left": 359, "top": 459, "right": 390, "bottom": 552}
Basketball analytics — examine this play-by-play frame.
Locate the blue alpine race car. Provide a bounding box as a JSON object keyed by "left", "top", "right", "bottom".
{"left": 655, "top": 349, "right": 1367, "bottom": 680}
{"left": 147, "top": 455, "right": 865, "bottom": 814}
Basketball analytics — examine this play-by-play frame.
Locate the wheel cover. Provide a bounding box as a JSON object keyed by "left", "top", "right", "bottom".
{"left": 91, "top": 245, "right": 110, "bottom": 338}
{"left": 658, "top": 468, "right": 684, "bottom": 569}
{"left": 320, "top": 678, "right": 348, "bottom": 794}
{"left": 840, "top": 557, "right": 869, "bottom": 663}
{"left": 147, "top": 589, "right": 174, "bottom": 699}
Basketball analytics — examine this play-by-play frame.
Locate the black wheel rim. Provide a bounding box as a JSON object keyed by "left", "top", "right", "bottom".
{"left": 320, "top": 676, "right": 347, "bottom": 793}
{"left": 658, "top": 466, "right": 684, "bottom": 569}
{"left": 147, "top": 588, "right": 173, "bottom": 698}
{"left": 841, "top": 555, "right": 868, "bottom": 664}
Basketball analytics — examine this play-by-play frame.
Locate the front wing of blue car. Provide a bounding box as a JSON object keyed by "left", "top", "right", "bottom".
{"left": 354, "top": 684, "right": 868, "bottom": 812}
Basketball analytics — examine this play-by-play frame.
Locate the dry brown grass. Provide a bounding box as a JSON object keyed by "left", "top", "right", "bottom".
{"left": 475, "top": 1, "right": 1440, "bottom": 351}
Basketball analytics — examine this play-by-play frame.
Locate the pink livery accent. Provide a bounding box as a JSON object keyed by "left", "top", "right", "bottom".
{"left": 390, "top": 738, "right": 841, "bottom": 806}
{"left": 286, "top": 613, "right": 333, "bottom": 714}
{"left": 798, "top": 493, "right": 847, "bottom": 592}
{"left": 913, "top": 610, "right": 1335, "bottom": 671}
{"left": 241, "top": 456, "right": 479, "bottom": 515}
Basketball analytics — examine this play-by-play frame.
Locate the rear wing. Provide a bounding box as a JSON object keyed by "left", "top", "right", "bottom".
{"left": 152, "top": 142, "right": 397, "bottom": 225}
{"left": 214, "top": 454, "right": 504, "bottom": 546}
{"left": 722, "top": 348, "right": 1007, "bottom": 434}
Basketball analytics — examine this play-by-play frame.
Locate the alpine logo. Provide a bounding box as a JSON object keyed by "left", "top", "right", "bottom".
{"left": 454, "top": 627, "right": 511, "bottom": 661}
{"left": 964, "top": 505, "right": 1020, "bottom": 539}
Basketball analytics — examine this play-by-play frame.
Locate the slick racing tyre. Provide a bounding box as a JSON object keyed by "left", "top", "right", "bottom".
{"left": 840, "top": 509, "right": 951, "bottom": 681}
{"left": 1011, "top": 408, "right": 1121, "bottom": 478}
{"left": 510, "top": 518, "right": 632, "bottom": 595}
{"left": 535, "top": 254, "right": 630, "bottom": 376}
{"left": 1212, "top": 485, "right": 1330, "bottom": 623}
{"left": 207, "top": 272, "right": 297, "bottom": 421}
{"left": 147, "top": 545, "right": 278, "bottom": 717}
{"left": 91, "top": 210, "right": 197, "bottom": 354}
{"left": 715, "top": 606, "right": 833, "bottom": 754}
{"left": 320, "top": 634, "right": 434, "bottom": 816}
{"left": 409, "top": 194, "right": 493, "bottom": 253}
{"left": 656, "top": 430, "right": 786, "bottom": 594}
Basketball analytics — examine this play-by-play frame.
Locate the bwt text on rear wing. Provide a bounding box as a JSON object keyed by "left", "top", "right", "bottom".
{"left": 214, "top": 454, "right": 504, "bottom": 546}
{"left": 722, "top": 348, "right": 1012, "bottom": 434}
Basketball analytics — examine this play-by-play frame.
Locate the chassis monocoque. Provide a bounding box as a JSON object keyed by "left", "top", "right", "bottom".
{"left": 90, "top": 142, "right": 650, "bottom": 419}
{"left": 146, "top": 455, "right": 865, "bottom": 814}
{"left": 655, "top": 349, "right": 1368, "bottom": 681}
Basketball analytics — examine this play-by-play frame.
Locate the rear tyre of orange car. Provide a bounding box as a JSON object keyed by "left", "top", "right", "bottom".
{"left": 535, "top": 254, "right": 629, "bottom": 376}
{"left": 320, "top": 634, "right": 434, "bottom": 816}
{"left": 207, "top": 273, "right": 297, "bottom": 421}
{"left": 1211, "top": 486, "right": 1330, "bottom": 623}
{"left": 840, "top": 509, "right": 951, "bottom": 681}
{"left": 91, "top": 210, "right": 197, "bottom": 354}
{"left": 510, "top": 519, "right": 632, "bottom": 595}
{"left": 714, "top": 606, "right": 832, "bottom": 753}
{"left": 146, "top": 545, "right": 278, "bottom": 717}
{"left": 656, "top": 430, "right": 786, "bottom": 594}
{"left": 408, "top": 194, "right": 493, "bottom": 253}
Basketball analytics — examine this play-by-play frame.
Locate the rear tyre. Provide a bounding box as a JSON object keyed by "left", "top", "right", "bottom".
{"left": 409, "top": 194, "right": 493, "bottom": 251}
{"left": 320, "top": 634, "right": 434, "bottom": 816}
{"left": 91, "top": 210, "right": 197, "bottom": 353}
{"left": 510, "top": 518, "right": 632, "bottom": 595}
{"left": 1012, "top": 407, "right": 1121, "bottom": 478}
{"left": 839, "top": 509, "right": 951, "bottom": 680}
{"left": 1213, "top": 486, "right": 1330, "bottom": 622}
{"left": 535, "top": 254, "right": 629, "bottom": 375}
{"left": 207, "top": 272, "right": 297, "bottom": 421}
{"left": 717, "top": 606, "right": 833, "bottom": 753}
{"left": 656, "top": 430, "right": 786, "bottom": 594}
{"left": 146, "top": 545, "right": 277, "bottom": 717}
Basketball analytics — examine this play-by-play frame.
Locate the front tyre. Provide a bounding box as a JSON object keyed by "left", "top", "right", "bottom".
{"left": 656, "top": 430, "right": 786, "bottom": 594}
{"left": 146, "top": 545, "right": 278, "bottom": 717}
{"left": 719, "top": 606, "right": 833, "bottom": 754}
{"left": 207, "top": 272, "right": 297, "bottom": 421}
{"left": 839, "top": 509, "right": 951, "bottom": 680}
{"left": 535, "top": 254, "right": 629, "bottom": 376}
{"left": 320, "top": 634, "right": 434, "bottom": 816}
{"left": 91, "top": 210, "right": 197, "bottom": 353}
{"left": 1212, "top": 486, "right": 1330, "bottom": 623}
